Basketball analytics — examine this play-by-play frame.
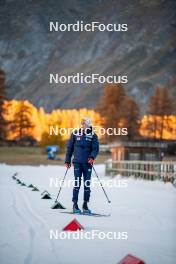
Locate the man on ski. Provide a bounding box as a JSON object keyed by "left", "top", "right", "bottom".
{"left": 65, "top": 118, "right": 99, "bottom": 214}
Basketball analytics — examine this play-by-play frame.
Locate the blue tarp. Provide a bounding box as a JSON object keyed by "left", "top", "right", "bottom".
{"left": 46, "top": 145, "right": 60, "bottom": 160}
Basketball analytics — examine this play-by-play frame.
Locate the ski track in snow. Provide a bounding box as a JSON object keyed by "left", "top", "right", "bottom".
{"left": 9, "top": 186, "right": 59, "bottom": 264}
{"left": 9, "top": 188, "right": 35, "bottom": 264}
{"left": 0, "top": 164, "right": 176, "bottom": 264}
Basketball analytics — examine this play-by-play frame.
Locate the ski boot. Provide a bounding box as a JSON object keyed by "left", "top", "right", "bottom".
{"left": 73, "top": 203, "right": 81, "bottom": 214}
{"left": 82, "top": 201, "right": 91, "bottom": 214}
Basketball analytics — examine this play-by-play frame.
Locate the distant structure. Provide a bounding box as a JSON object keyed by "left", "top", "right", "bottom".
{"left": 110, "top": 141, "right": 168, "bottom": 162}
{"left": 106, "top": 141, "right": 176, "bottom": 182}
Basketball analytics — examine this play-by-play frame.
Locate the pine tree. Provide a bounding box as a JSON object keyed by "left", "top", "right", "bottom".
{"left": 97, "top": 83, "right": 141, "bottom": 140}
{"left": 147, "top": 86, "right": 161, "bottom": 138}
{"left": 11, "top": 101, "right": 35, "bottom": 141}
{"left": 121, "top": 96, "right": 140, "bottom": 139}
{"left": 0, "top": 69, "right": 8, "bottom": 142}
{"left": 96, "top": 83, "right": 126, "bottom": 140}
{"left": 160, "top": 87, "right": 174, "bottom": 139}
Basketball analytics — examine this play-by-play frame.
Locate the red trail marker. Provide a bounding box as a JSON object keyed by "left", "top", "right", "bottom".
{"left": 117, "top": 254, "right": 145, "bottom": 264}
{"left": 62, "top": 218, "right": 84, "bottom": 231}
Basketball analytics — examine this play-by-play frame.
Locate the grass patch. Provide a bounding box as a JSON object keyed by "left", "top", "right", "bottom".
{"left": 0, "top": 146, "right": 110, "bottom": 165}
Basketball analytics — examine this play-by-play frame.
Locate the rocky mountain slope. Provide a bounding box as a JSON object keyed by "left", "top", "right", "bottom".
{"left": 0, "top": 0, "right": 176, "bottom": 111}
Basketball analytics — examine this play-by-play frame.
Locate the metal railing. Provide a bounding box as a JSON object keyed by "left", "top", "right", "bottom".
{"left": 105, "top": 159, "right": 176, "bottom": 182}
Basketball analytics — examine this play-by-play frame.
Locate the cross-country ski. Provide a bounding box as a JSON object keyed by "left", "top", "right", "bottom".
{"left": 60, "top": 211, "right": 111, "bottom": 217}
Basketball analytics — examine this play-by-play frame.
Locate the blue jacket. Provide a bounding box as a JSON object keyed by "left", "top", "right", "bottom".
{"left": 65, "top": 128, "right": 99, "bottom": 164}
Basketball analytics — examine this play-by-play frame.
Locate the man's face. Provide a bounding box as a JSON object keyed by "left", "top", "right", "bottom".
{"left": 81, "top": 122, "right": 89, "bottom": 130}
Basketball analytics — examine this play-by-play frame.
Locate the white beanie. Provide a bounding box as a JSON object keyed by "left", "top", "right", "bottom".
{"left": 81, "top": 117, "right": 92, "bottom": 127}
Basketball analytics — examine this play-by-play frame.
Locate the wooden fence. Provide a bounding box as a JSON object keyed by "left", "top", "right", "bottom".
{"left": 105, "top": 159, "right": 176, "bottom": 182}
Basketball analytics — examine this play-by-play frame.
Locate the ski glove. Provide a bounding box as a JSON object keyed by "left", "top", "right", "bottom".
{"left": 88, "top": 157, "right": 94, "bottom": 165}
{"left": 65, "top": 162, "right": 71, "bottom": 169}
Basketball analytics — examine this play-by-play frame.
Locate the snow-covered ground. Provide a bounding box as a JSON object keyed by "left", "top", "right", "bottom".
{"left": 0, "top": 164, "right": 176, "bottom": 264}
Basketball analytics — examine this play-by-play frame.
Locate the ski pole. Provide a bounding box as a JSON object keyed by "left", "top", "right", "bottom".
{"left": 55, "top": 168, "right": 69, "bottom": 202}
{"left": 92, "top": 165, "right": 111, "bottom": 203}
